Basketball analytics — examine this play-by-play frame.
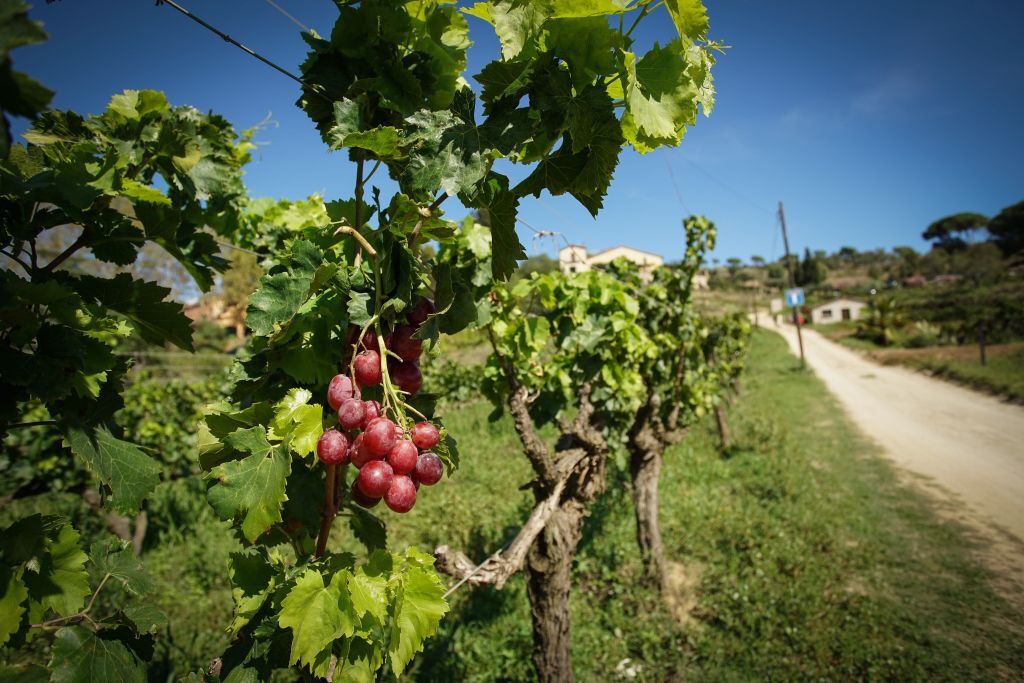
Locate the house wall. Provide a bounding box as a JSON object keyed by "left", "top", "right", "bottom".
{"left": 558, "top": 245, "right": 663, "bottom": 277}
{"left": 810, "top": 299, "right": 866, "bottom": 323}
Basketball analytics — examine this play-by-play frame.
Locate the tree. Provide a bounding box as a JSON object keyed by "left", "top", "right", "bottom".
{"left": 518, "top": 253, "right": 559, "bottom": 278}
{"left": 857, "top": 296, "right": 906, "bottom": 346}
{"left": 922, "top": 212, "right": 988, "bottom": 251}
{"left": 988, "top": 200, "right": 1024, "bottom": 256}
{"left": 726, "top": 256, "right": 743, "bottom": 278}
{"left": 751, "top": 254, "right": 765, "bottom": 266}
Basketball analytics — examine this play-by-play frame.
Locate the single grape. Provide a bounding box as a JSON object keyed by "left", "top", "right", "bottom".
{"left": 360, "top": 400, "right": 382, "bottom": 429}
{"left": 384, "top": 475, "right": 417, "bottom": 513}
{"left": 390, "top": 360, "right": 422, "bottom": 396}
{"left": 350, "top": 479, "right": 380, "bottom": 508}
{"left": 349, "top": 433, "right": 380, "bottom": 468}
{"left": 360, "top": 328, "right": 378, "bottom": 351}
{"left": 363, "top": 417, "right": 397, "bottom": 456}
{"left": 354, "top": 350, "right": 382, "bottom": 386}
{"left": 406, "top": 297, "right": 435, "bottom": 326}
{"left": 316, "top": 429, "right": 350, "bottom": 465}
{"left": 414, "top": 452, "right": 443, "bottom": 486}
{"left": 327, "top": 374, "right": 358, "bottom": 410}
{"left": 410, "top": 421, "right": 439, "bottom": 450}
{"left": 387, "top": 439, "right": 418, "bottom": 475}
{"left": 337, "top": 398, "right": 365, "bottom": 430}
{"left": 358, "top": 460, "right": 394, "bottom": 498}
{"left": 388, "top": 324, "right": 423, "bottom": 363}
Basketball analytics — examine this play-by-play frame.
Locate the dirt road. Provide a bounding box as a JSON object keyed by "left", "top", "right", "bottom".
{"left": 765, "top": 318, "right": 1024, "bottom": 542}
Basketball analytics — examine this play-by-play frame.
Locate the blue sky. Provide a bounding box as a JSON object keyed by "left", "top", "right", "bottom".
{"left": 11, "top": 1, "right": 1024, "bottom": 265}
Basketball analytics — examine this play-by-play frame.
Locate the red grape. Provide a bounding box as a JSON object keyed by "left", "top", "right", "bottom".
{"left": 360, "top": 400, "right": 382, "bottom": 429}
{"left": 410, "top": 421, "right": 439, "bottom": 450}
{"left": 384, "top": 475, "right": 417, "bottom": 513}
{"left": 350, "top": 479, "right": 380, "bottom": 508}
{"left": 389, "top": 324, "right": 422, "bottom": 363}
{"left": 358, "top": 460, "right": 393, "bottom": 498}
{"left": 414, "top": 452, "right": 443, "bottom": 486}
{"left": 354, "top": 350, "right": 382, "bottom": 386}
{"left": 390, "top": 360, "right": 422, "bottom": 396}
{"left": 406, "top": 298, "right": 435, "bottom": 326}
{"left": 360, "top": 328, "right": 378, "bottom": 350}
{"left": 316, "top": 429, "right": 350, "bottom": 465}
{"left": 337, "top": 398, "right": 365, "bottom": 430}
{"left": 349, "top": 433, "right": 380, "bottom": 468}
{"left": 363, "top": 417, "right": 397, "bottom": 456}
{"left": 387, "top": 439, "right": 418, "bottom": 475}
{"left": 327, "top": 374, "right": 358, "bottom": 410}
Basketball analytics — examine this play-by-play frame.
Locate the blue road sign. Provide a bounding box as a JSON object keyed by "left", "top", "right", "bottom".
{"left": 784, "top": 288, "right": 805, "bottom": 307}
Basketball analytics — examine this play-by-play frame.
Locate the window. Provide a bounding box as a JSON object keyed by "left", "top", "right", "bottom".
{"left": 569, "top": 266, "right": 576, "bottom": 273}
{"left": 820, "top": 309, "right": 833, "bottom": 319}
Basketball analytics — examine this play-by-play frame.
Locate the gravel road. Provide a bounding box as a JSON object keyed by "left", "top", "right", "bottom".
{"left": 765, "top": 318, "right": 1024, "bottom": 542}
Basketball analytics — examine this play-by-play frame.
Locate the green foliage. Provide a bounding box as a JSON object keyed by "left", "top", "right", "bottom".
{"left": 922, "top": 211, "right": 988, "bottom": 252}
{"left": 0, "top": 1, "right": 53, "bottom": 158}
{"left": 987, "top": 199, "right": 1024, "bottom": 256}
{"left": 297, "top": 0, "right": 718, "bottom": 278}
{"left": 856, "top": 295, "right": 906, "bottom": 346}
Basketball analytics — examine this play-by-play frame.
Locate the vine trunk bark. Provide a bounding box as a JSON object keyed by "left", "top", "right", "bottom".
{"left": 715, "top": 403, "right": 732, "bottom": 450}
{"left": 629, "top": 448, "right": 665, "bottom": 591}
{"left": 525, "top": 500, "right": 586, "bottom": 683}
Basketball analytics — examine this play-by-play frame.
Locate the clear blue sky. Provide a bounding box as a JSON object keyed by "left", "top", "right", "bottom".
{"left": 11, "top": 1, "right": 1024, "bottom": 264}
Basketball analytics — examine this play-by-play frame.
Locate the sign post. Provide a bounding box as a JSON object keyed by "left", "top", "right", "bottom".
{"left": 779, "top": 201, "right": 806, "bottom": 367}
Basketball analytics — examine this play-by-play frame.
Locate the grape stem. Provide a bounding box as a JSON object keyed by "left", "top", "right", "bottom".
{"left": 314, "top": 463, "right": 337, "bottom": 559}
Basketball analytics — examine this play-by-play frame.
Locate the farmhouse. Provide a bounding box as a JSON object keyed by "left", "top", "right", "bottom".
{"left": 559, "top": 244, "right": 664, "bottom": 279}
{"left": 809, "top": 298, "right": 866, "bottom": 324}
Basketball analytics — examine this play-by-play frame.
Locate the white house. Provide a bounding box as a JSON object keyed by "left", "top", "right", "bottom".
{"left": 809, "top": 298, "right": 866, "bottom": 324}
{"left": 558, "top": 244, "right": 664, "bottom": 279}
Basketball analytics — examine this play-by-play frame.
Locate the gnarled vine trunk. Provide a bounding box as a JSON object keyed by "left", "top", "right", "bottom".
{"left": 629, "top": 448, "right": 665, "bottom": 591}
{"left": 715, "top": 403, "right": 732, "bottom": 450}
{"left": 525, "top": 499, "right": 586, "bottom": 683}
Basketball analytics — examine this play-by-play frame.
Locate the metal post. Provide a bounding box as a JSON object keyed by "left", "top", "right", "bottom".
{"left": 778, "top": 201, "right": 805, "bottom": 367}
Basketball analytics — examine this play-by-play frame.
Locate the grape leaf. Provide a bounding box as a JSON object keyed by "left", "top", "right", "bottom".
{"left": 49, "top": 625, "right": 145, "bottom": 683}
{"left": 64, "top": 426, "right": 161, "bottom": 516}
{"left": 327, "top": 99, "right": 403, "bottom": 158}
{"left": 664, "top": 0, "right": 709, "bottom": 42}
{"left": 621, "top": 41, "right": 698, "bottom": 149}
{"left": 271, "top": 388, "right": 324, "bottom": 458}
{"left": 387, "top": 560, "right": 448, "bottom": 675}
{"left": 208, "top": 429, "right": 290, "bottom": 542}
{"left": 333, "top": 637, "right": 382, "bottom": 683}
{"left": 227, "top": 551, "right": 276, "bottom": 635}
{"left": 27, "top": 522, "right": 89, "bottom": 616}
{"left": 458, "top": 172, "right": 522, "bottom": 280}
{"left": 0, "top": 568, "right": 28, "bottom": 647}
{"left": 89, "top": 538, "right": 153, "bottom": 597}
{"left": 278, "top": 568, "right": 358, "bottom": 672}
{"left": 346, "top": 505, "right": 387, "bottom": 552}
{"left": 544, "top": 16, "right": 620, "bottom": 85}
{"left": 72, "top": 274, "right": 193, "bottom": 351}
{"left": 348, "top": 551, "right": 391, "bottom": 624}
{"left": 122, "top": 604, "right": 167, "bottom": 635}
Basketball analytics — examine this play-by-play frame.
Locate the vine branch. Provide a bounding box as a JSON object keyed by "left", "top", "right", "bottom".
{"left": 314, "top": 463, "right": 338, "bottom": 559}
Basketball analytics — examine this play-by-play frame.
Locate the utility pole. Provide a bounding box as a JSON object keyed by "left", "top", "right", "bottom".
{"left": 778, "top": 201, "right": 805, "bottom": 367}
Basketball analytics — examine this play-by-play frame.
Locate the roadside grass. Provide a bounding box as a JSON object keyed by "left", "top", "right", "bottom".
{"left": 386, "top": 329, "right": 1024, "bottom": 680}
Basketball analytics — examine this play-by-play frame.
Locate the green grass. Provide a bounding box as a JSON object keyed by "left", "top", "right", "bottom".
{"left": 4, "top": 332, "right": 1023, "bottom": 680}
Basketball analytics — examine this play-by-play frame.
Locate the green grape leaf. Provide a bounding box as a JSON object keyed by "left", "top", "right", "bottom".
{"left": 0, "top": 568, "right": 28, "bottom": 647}
{"left": 208, "top": 429, "right": 290, "bottom": 542}
{"left": 621, "top": 41, "right": 698, "bottom": 150}
{"left": 465, "top": 0, "right": 550, "bottom": 59}
{"left": 327, "top": 99, "right": 403, "bottom": 158}
{"left": 27, "top": 523, "right": 89, "bottom": 616}
{"left": 89, "top": 538, "right": 153, "bottom": 597}
{"left": 227, "top": 551, "right": 276, "bottom": 635}
{"left": 459, "top": 172, "right": 522, "bottom": 280}
{"left": 399, "top": 98, "right": 489, "bottom": 197}
{"left": 388, "top": 559, "right": 448, "bottom": 676}
{"left": 271, "top": 388, "right": 324, "bottom": 457}
{"left": 122, "top": 604, "right": 167, "bottom": 635}
{"left": 664, "top": 0, "right": 709, "bottom": 42}
{"left": 346, "top": 506, "right": 387, "bottom": 552}
{"left": 49, "top": 625, "right": 145, "bottom": 683}
{"left": 544, "top": 16, "right": 620, "bottom": 84}
{"left": 348, "top": 551, "right": 391, "bottom": 624}
{"left": 333, "top": 637, "right": 382, "bottom": 683}
{"left": 64, "top": 426, "right": 161, "bottom": 516}
{"left": 278, "top": 568, "right": 358, "bottom": 672}
{"left": 246, "top": 241, "right": 330, "bottom": 337}
{"left": 72, "top": 274, "right": 193, "bottom": 351}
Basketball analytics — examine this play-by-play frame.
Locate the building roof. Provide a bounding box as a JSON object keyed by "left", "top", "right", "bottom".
{"left": 810, "top": 297, "right": 865, "bottom": 310}
{"left": 589, "top": 244, "right": 663, "bottom": 260}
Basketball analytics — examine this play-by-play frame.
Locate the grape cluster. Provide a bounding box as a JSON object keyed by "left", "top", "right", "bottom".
{"left": 315, "top": 298, "right": 444, "bottom": 513}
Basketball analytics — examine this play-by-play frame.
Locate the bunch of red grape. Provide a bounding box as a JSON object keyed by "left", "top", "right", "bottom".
{"left": 315, "top": 298, "right": 444, "bottom": 513}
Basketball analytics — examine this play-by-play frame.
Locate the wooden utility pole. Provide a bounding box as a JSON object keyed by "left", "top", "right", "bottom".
{"left": 778, "top": 201, "right": 805, "bottom": 367}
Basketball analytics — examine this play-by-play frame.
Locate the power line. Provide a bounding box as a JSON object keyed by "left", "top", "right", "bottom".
{"left": 664, "top": 158, "right": 692, "bottom": 215}
{"left": 262, "top": 0, "right": 312, "bottom": 33}
{"left": 155, "top": 0, "right": 328, "bottom": 100}
{"left": 677, "top": 154, "right": 772, "bottom": 215}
